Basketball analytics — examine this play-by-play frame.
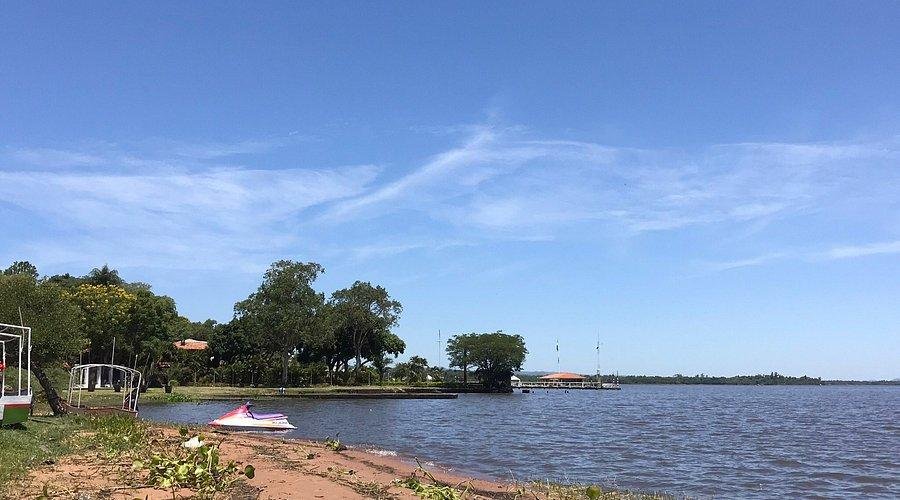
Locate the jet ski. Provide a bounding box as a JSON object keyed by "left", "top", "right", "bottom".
{"left": 209, "top": 402, "right": 296, "bottom": 430}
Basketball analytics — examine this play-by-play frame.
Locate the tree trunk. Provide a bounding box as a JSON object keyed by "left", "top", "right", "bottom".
{"left": 352, "top": 327, "right": 364, "bottom": 378}
{"left": 32, "top": 362, "right": 68, "bottom": 416}
{"left": 281, "top": 346, "right": 289, "bottom": 386}
{"left": 463, "top": 362, "right": 468, "bottom": 385}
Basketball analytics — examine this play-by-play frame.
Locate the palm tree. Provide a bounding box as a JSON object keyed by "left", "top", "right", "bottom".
{"left": 372, "top": 355, "right": 393, "bottom": 384}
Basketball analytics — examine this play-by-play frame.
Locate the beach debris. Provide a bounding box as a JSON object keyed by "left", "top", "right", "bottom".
{"left": 324, "top": 435, "right": 347, "bottom": 452}
{"left": 397, "top": 458, "right": 470, "bottom": 500}
{"left": 182, "top": 436, "right": 205, "bottom": 449}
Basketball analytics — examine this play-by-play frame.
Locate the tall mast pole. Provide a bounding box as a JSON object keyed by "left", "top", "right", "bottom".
{"left": 556, "top": 338, "right": 560, "bottom": 373}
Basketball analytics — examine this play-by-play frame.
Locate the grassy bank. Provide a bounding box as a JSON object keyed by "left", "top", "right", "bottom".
{"left": 0, "top": 417, "right": 84, "bottom": 488}
{"left": 58, "top": 384, "right": 457, "bottom": 408}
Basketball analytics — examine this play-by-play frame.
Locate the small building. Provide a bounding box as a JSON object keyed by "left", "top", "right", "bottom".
{"left": 173, "top": 338, "right": 208, "bottom": 351}
{"left": 538, "top": 372, "right": 586, "bottom": 382}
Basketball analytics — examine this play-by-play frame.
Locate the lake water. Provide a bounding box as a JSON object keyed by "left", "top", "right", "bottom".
{"left": 140, "top": 385, "right": 899, "bottom": 498}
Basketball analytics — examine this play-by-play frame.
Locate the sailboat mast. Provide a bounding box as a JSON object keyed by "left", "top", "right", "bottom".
{"left": 556, "top": 338, "right": 560, "bottom": 373}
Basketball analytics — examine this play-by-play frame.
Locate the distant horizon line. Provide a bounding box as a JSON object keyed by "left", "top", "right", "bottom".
{"left": 509, "top": 370, "right": 899, "bottom": 383}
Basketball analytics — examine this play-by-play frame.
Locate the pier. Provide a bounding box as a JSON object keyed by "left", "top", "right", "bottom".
{"left": 512, "top": 380, "right": 621, "bottom": 390}
{"left": 513, "top": 371, "right": 621, "bottom": 390}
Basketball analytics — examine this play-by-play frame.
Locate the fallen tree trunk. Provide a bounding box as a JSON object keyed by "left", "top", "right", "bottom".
{"left": 31, "top": 361, "right": 68, "bottom": 415}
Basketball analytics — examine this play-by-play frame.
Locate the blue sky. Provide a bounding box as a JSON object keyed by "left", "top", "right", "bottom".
{"left": 2, "top": 2, "right": 898, "bottom": 379}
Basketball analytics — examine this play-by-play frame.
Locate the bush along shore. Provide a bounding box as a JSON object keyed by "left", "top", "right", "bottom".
{"left": 2, "top": 415, "right": 677, "bottom": 500}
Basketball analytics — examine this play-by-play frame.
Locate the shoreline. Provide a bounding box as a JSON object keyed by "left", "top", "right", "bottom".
{"left": 9, "top": 418, "right": 670, "bottom": 499}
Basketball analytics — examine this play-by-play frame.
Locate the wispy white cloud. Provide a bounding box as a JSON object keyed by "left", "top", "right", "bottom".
{"left": 0, "top": 165, "right": 378, "bottom": 271}
{"left": 9, "top": 147, "right": 108, "bottom": 167}
{"left": 702, "top": 253, "right": 788, "bottom": 272}
{"left": 2, "top": 127, "right": 897, "bottom": 275}
{"left": 162, "top": 136, "right": 316, "bottom": 160}
{"left": 4, "top": 134, "right": 311, "bottom": 170}
{"left": 819, "top": 240, "right": 900, "bottom": 260}
{"left": 325, "top": 127, "right": 897, "bottom": 241}
{"left": 702, "top": 239, "right": 900, "bottom": 273}
{"left": 346, "top": 240, "right": 473, "bottom": 261}
{"left": 323, "top": 127, "right": 501, "bottom": 220}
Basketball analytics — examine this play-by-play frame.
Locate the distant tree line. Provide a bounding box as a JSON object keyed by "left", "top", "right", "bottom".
{"left": 516, "top": 372, "right": 898, "bottom": 385}
{"left": 608, "top": 373, "right": 827, "bottom": 385}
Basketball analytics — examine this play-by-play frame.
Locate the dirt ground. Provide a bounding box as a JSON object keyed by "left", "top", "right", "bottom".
{"left": 15, "top": 428, "right": 524, "bottom": 499}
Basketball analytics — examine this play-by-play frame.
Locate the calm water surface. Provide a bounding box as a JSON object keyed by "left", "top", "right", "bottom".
{"left": 141, "top": 385, "right": 899, "bottom": 498}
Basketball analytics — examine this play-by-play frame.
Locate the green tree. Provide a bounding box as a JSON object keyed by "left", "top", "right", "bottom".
{"left": 461, "top": 331, "right": 527, "bottom": 392}
{"left": 124, "top": 288, "right": 179, "bottom": 384}
{"left": 0, "top": 272, "right": 85, "bottom": 414}
{"left": 3, "top": 261, "right": 39, "bottom": 279}
{"left": 235, "top": 260, "right": 325, "bottom": 386}
{"left": 329, "top": 281, "right": 402, "bottom": 381}
{"left": 45, "top": 273, "right": 84, "bottom": 289}
{"left": 306, "top": 302, "right": 342, "bottom": 383}
{"left": 85, "top": 264, "right": 125, "bottom": 286}
{"left": 392, "top": 355, "right": 429, "bottom": 383}
{"left": 445, "top": 333, "right": 476, "bottom": 384}
{"left": 371, "top": 355, "right": 394, "bottom": 384}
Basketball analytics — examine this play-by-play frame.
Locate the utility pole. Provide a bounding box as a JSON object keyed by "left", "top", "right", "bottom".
{"left": 109, "top": 336, "right": 116, "bottom": 386}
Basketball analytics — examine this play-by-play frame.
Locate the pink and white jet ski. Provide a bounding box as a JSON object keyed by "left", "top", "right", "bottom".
{"left": 209, "top": 402, "right": 296, "bottom": 430}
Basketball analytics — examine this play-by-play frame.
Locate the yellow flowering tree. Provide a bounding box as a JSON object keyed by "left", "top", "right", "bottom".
{"left": 68, "top": 284, "right": 137, "bottom": 365}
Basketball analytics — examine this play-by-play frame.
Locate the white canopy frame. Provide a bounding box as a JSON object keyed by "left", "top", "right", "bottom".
{"left": 67, "top": 364, "right": 142, "bottom": 412}
{"left": 0, "top": 323, "right": 32, "bottom": 397}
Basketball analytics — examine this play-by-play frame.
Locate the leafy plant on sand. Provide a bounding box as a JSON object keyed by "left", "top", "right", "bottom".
{"left": 397, "top": 459, "right": 470, "bottom": 500}
{"left": 524, "top": 481, "right": 675, "bottom": 500}
{"left": 324, "top": 435, "right": 347, "bottom": 452}
{"left": 135, "top": 430, "right": 254, "bottom": 498}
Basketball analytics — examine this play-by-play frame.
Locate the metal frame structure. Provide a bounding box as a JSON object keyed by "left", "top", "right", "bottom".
{"left": 0, "top": 323, "right": 33, "bottom": 426}
{"left": 0, "top": 323, "right": 31, "bottom": 397}
{"left": 67, "top": 364, "right": 143, "bottom": 413}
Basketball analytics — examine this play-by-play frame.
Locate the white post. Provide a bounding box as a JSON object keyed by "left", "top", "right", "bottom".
{"left": 109, "top": 337, "right": 116, "bottom": 386}
{"left": 26, "top": 327, "right": 31, "bottom": 395}
{"left": 18, "top": 331, "right": 23, "bottom": 396}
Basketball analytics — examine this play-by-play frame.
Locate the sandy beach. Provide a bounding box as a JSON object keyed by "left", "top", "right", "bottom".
{"left": 12, "top": 424, "right": 609, "bottom": 499}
